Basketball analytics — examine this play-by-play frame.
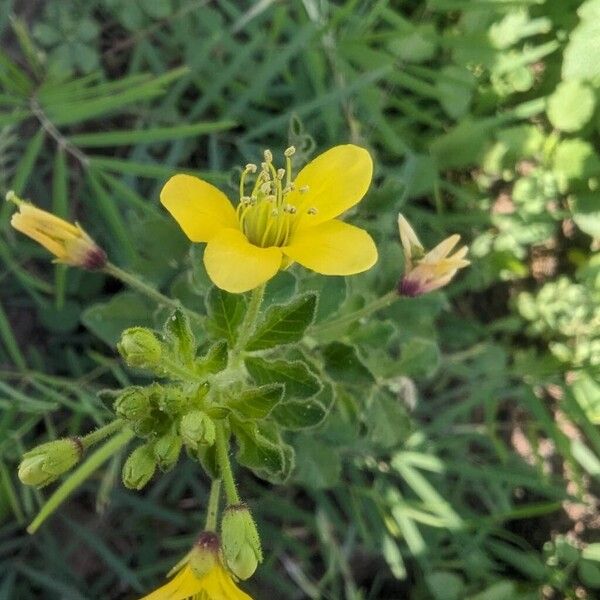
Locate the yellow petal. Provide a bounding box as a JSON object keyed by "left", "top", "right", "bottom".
{"left": 202, "top": 564, "right": 254, "bottom": 600}
{"left": 284, "top": 220, "right": 377, "bottom": 275}
{"left": 204, "top": 228, "right": 282, "bottom": 293}
{"left": 424, "top": 234, "right": 461, "bottom": 262}
{"left": 288, "top": 145, "right": 373, "bottom": 226}
{"left": 160, "top": 174, "right": 238, "bottom": 242}
{"left": 139, "top": 566, "right": 203, "bottom": 600}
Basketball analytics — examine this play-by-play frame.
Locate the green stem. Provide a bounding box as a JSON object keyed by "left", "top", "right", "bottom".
{"left": 233, "top": 284, "right": 265, "bottom": 356}
{"left": 310, "top": 290, "right": 399, "bottom": 337}
{"left": 81, "top": 419, "right": 125, "bottom": 449}
{"left": 215, "top": 423, "right": 239, "bottom": 504}
{"left": 204, "top": 478, "right": 222, "bottom": 532}
{"left": 104, "top": 262, "right": 202, "bottom": 323}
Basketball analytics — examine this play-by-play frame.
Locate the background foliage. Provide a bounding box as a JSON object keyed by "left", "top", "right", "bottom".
{"left": 1, "top": 0, "right": 599, "bottom": 598}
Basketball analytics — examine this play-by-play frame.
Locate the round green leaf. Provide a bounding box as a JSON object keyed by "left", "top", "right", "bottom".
{"left": 547, "top": 80, "right": 596, "bottom": 132}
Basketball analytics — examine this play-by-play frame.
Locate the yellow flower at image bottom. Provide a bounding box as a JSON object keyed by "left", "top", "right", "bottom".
{"left": 140, "top": 563, "right": 253, "bottom": 600}
{"left": 160, "top": 145, "right": 378, "bottom": 293}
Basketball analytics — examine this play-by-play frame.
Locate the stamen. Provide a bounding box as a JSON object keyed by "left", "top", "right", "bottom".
{"left": 284, "top": 146, "right": 296, "bottom": 157}
{"left": 276, "top": 168, "right": 285, "bottom": 180}
{"left": 245, "top": 163, "right": 257, "bottom": 173}
{"left": 264, "top": 149, "right": 273, "bottom": 163}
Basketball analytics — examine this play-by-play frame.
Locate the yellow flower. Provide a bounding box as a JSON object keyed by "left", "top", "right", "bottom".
{"left": 160, "top": 145, "right": 378, "bottom": 293}
{"left": 397, "top": 213, "right": 469, "bottom": 296}
{"left": 140, "top": 532, "right": 253, "bottom": 600}
{"left": 7, "top": 191, "right": 107, "bottom": 269}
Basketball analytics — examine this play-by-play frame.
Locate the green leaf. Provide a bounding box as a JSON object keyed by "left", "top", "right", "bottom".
{"left": 245, "top": 357, "right": 321, "bottom": 399}
{"left": 195, "top": 340, "right": 228, "bottom": 376}
{"left": 205, "top": 286, "right": 247, "bottom": 345}
{"left": 227, "top": 384, "right": 284, "bottom": 420}
{"left": 271, "top": 382, "right": 334, "bottom": 430}
{"left": 571, "top": 193, "right": 600, "bottom": 239}
{"left": 163, "top": 308, "right": 196, "bottom": 364}
{"left": 436, "top": 66, "right": 475, "bottom": 119}
{"left": 579, "top": 559, "right": 600, "bottom": 589}
{"left": 430, "top": 119, "right": 493, "bottom": 170}
{"left": 293, "top": 438, "right": 342, "bottom": 489}
{"left": 552, "top": 139, "right": 600, "bottom": 192}
{"left": 70, "top": 120, "right": 236, "bottom": 147}
{"left": 426, "top": 571, "right": 465, "bottom": 600}
{"left": 562, "top": 1, "right": 600, "bottom": 81}
{"left": 82, "top": 292, "right": 153, "bottom": 347}
{"left": 232, "top": 420, "right": 292, "bottom": 482}
{"left": 322, "top": 342, "right": 374, "bottom": 385}
{"left": 367, "top": 393, "right": 411, "bottom": 449}
{"left": 298, "top": 275, "right": 347, "bottom": 322}
{"left": 398, "top": 338, "right": 440, "bottom": 378}
{"left": 547, "top": 80, "right": 595, "bottom": 132}
{"left": 246, "top": 293, "right": 317, "bottom": 350}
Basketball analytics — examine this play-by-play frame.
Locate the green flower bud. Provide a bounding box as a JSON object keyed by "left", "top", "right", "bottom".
{"left": 180, "top": 411, "right": 216, "bottom": 449}
{"left": 221, "top": 503, "right": 263, "bottom": 580}
{"left": 18, "top": 437, "right": 83, "bottom": 488}
{"left": 153, "top": 426, "right": 182, "bottom": 471}
{"left": 122, "top": 444, "right": 156, "bottom": 490}
{"left": 189, "top": 531, "right": 220, "bottom": 578}
{"left": 157, "top": 386, "right": 190, "bottom": 417}
{"left": 117, "top": 327, "right": 162, "bottom": 370}
{"left": 114, "top": 387, "right": 149, "bottom": 422}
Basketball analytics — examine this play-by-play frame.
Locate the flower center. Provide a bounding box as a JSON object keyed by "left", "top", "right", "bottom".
{"left": 237, "top": 147, "right": 316, "bottom": 247}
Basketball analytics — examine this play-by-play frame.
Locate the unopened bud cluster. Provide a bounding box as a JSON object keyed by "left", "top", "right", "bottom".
{"left": 117, "top": 382, "right": 217, "bottom": 489}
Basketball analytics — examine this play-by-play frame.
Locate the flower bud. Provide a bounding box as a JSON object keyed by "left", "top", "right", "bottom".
{"left": 117, "top": 327, "right": 162, "bottom": 370}
{"left": 189, "top": 531, "right": 220, "bottom": 578}
{"left": 113, "top": 387, "right": 149, "bottom": 422}
{"left": 8, "top": 192, "right": 107, "bottom": 270}
{"left": 153, "top": 426, "right": 182, "bottom": 471}
{"left": 180, "top": 411, "right": 216, "bottom": 449}
{"left": 18, "top": 437, "right": 83, "bottom": 487}
{"left": 122, "top": 444, "right": 156, "bottom": 490}
{"left": 221, "top": 503, "right": 263, "bottom": 580}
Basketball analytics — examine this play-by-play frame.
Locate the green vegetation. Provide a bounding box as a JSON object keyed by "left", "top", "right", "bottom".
{"left": 1, "top": 1, "right": 599, "bottom": 598}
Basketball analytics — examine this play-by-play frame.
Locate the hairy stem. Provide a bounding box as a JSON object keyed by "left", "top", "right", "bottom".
{"left": 81, "top": 419, "right": 125, "bottom": 449}
{"left": 215, "top": 423, "right": 239, "bottom": 504}
{"left": 204, "top": 478, "right": 222, "bottom": 532}
{"left": 104, "top": 262, "right": 203, "bottom": 324}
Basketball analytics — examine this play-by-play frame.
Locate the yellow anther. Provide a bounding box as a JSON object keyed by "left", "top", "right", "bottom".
{"left": 245, "top": 163, "right": 257, "bottom": 173}
{"left": 284, "top": 146, "right": 296, "bottom": 157}
{"left": 276, "top": 168, "right": 285, "bottom": 180}
{"left": 263, "top": 149, "right": 273, "bottom": 163}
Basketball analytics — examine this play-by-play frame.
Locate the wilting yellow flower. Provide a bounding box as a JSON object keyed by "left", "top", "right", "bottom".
{"left": 140, "top": 532, "right": 253, "bottom": 600}
{"left": 397, "top": 213, "right": 469, "bottom": 296}
{"left": 161, "top": 145, "right": 378, "bottom": 293}
{"left": 8, "top": 191, "right": 106, "bottom": 269}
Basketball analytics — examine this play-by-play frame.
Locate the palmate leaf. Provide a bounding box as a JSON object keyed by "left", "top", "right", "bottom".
{"left": 43, "top": 67, "right": 189, "bottom": 125}
{"left": 245, "top": 293, "right": 317, "bottom": 350}
{"left": 69, "top": 120, "right": 236, "bottom": 147}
